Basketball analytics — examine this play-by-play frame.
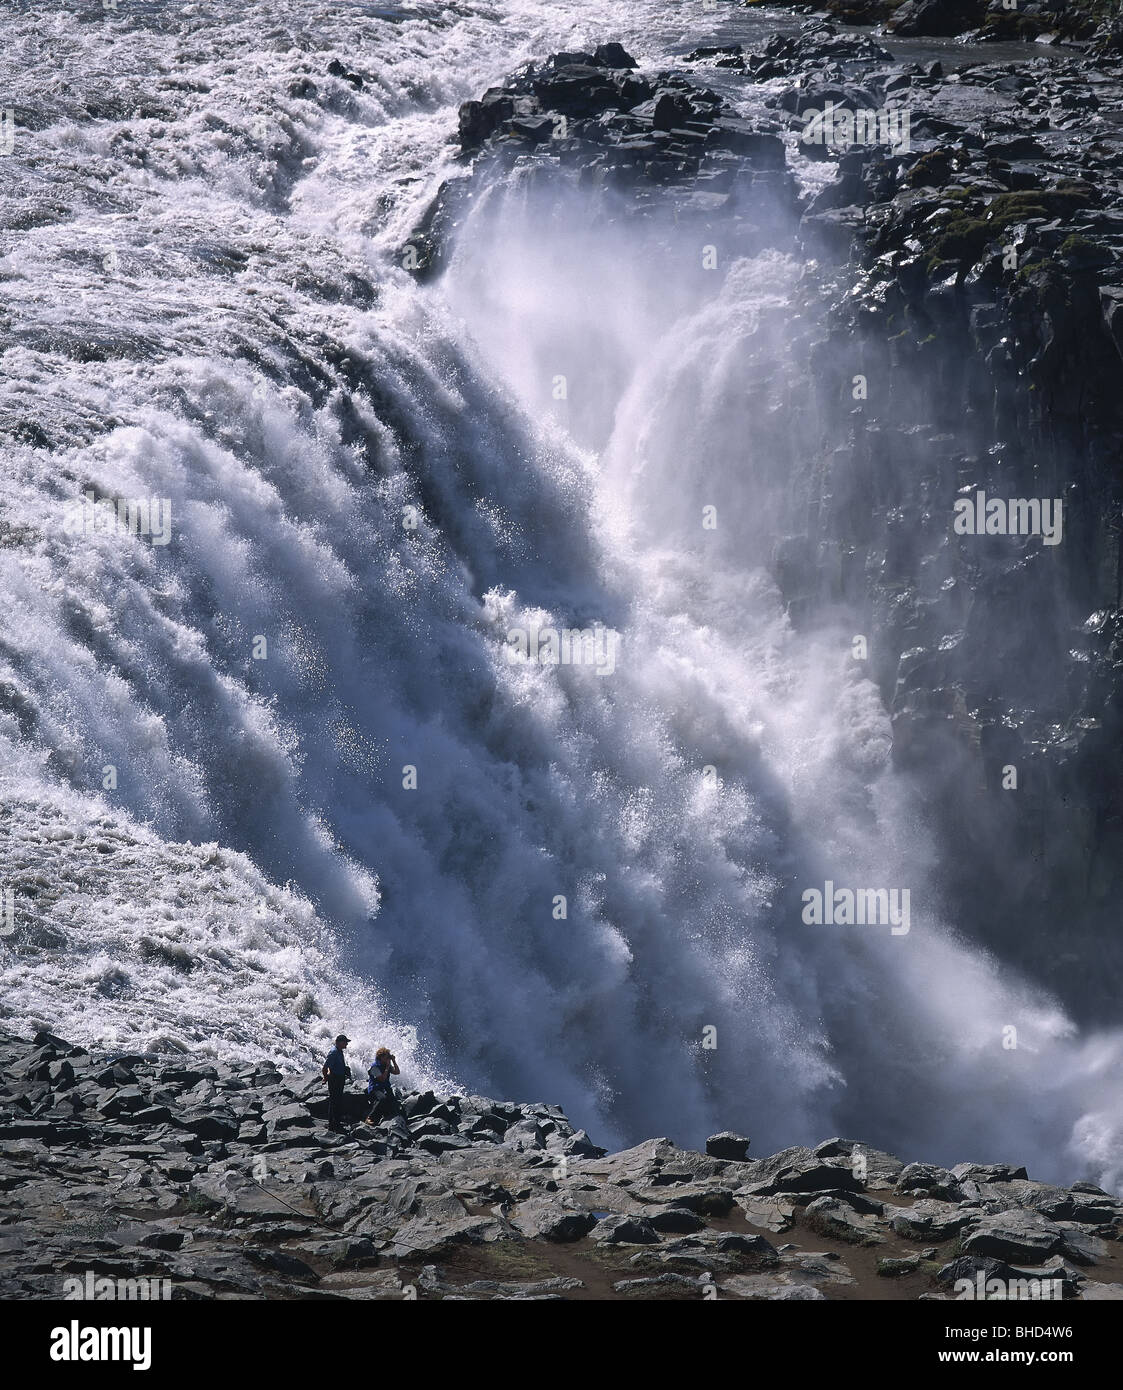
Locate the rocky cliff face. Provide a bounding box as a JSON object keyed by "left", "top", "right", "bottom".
{"left": 410, "top": 23, "right": 1123, "bottom": 1028}
{"left": 772, "top": 27, "right": 1123, "bottom": 1024}
{"left": 1, "top": 1030, "right": 1121, "bottom": 1300}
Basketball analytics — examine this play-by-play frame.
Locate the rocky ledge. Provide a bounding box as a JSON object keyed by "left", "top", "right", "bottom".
{"left": 404, "top": 42, "right": 798, "bottom": 282}
{"left": 1, "top": 1029, "right": 1121, "bottom": 1300}
{"left": 750, "top": 0, "right": 1122, "bottom": 48}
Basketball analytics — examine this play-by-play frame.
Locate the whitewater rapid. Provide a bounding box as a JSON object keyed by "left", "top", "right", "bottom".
{"left": 1, "top": 0, "right": 1120, "bottom": 1187}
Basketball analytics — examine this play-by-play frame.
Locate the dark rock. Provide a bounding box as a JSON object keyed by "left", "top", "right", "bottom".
{"left": 805, "top": 1196, "right": 886, "bottom": 1245}
{"left": 509, "top": 1201, "right": 597, "bottom": 1242}
{"left": 952, "top": 1162, "right": 1029, "bottom": 1184}
{"left": 180, "top": 1110, "right": 239, "bottom": 1142}
{"left": 888, "top": 0, "right": 986, "bottom": 37}
{"left": 662, "top": 1187, "right": 735, "bottom": 1216}
{"left": 960, "top": 1212, "right": 1065, "bottom": 1263}
{"left": 244, "top": 1248, "right": 320, "bottom": 1280}
{"left": 652, "top": 91, "right": 695, "bottom": 132}
{"left": 326, "top": 57, "right": 364, "bottom": 90}
{"left": 749, "top": 1161, "right": 864, "bottom": 1197}
{"left": 707, "top": 1132, "right": 751, "bottom": 1161}
{"left": 890, "top": 1201, "right": 977, "bottom": 1242}
{"left": 896, "top": 1162, "right": 963, "bottom": 1201}
{"left": 648, "top": 1207, "right": 707, "bottom": 1233}
{"left": 711, "top": 120, "right": 786, "bottom": 169}
{"left": 590, "top": 1214, "right": 660, "bottom": 1245}
{"left": 593, "top": 43, "right": 638, "bottom": 70}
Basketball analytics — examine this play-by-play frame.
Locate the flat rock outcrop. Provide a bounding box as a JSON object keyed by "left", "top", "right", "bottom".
{"left": 1, "top": 1029, "right": 1120, "bottom": 1300}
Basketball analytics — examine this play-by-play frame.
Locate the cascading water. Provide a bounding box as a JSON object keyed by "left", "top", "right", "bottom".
{"left": 1, "top": 0, "right": 1120, "bottom": 1188}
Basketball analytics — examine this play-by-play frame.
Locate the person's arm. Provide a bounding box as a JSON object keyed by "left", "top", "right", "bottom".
{"left": 321, "top": 1057, "right": 330, "bottom": 1081}
{"left": 390, "top": 1057, "right": 400, "bottom": 1076}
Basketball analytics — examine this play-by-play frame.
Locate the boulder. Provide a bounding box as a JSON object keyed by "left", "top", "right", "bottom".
{"left": 386, "top": 1214, "right": 507, "bottom": 1259}
{"left": 593, "top": 43, "right": 638, "bottom": 70}
{"left": 509, "top": 1200, "right": 596, "bottom": 1242}
{"left": 179, "top": 1110, "right": 239, "bottom": 1142}
{"left": 895, "top": 1162, "right": 963, "bottom": 1200}
{"left": 735, "top": 1196, "right": 796, "bottom": 1233}
{"left": 648, "top": 1207, "right": 706, "bottom": 1234}
{"left": 952, "top": 1162, "right": 1029, "bottom": 1184}
{"left": 711, "top": 120, "right": 786, "bottom": 169}
{"left": 746, "top": 1161, "right": 864, "bottom": 1197}
{"left": 262, "top": 1103, "right": 314, "bottom": 1133}
{"left": 706, "top": 1132, "right": 751, "bottom": 1161}
{"left": 814, "top": 1139, "right": 904, "bottom": 1187}
{"left": 890, "top": 1201, "right": 976, "bottom": 1242}
{"left": 937, "top": 1254, "right": 1080, "bottom": 1299}
{"left": 804, "top": 1196, "right": 886, "bottom": 1246}
{"left": 887, "top": 0, "right": 986, "bottom": 36}
{"left": 960, "top": 1212, "right": 1065, "bottom": 1264}
{"left": 590, "top": 1214, "right": 660, "bottom": 1245}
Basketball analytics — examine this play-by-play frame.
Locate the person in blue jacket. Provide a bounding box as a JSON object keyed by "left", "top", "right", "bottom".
{"left": 321, "top": 1034, "right": 351, "bottom": 1132}
{"left": 363, "top": 1046, "right": 401, "bottom": 1125}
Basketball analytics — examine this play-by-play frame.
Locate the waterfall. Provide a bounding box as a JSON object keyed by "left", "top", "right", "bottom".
{"left": 0, "top": 0, "right": 1119, "bottom": 1189}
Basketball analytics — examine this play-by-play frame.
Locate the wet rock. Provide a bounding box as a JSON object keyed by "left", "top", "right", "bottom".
{"left": 593, "top": 42, "right": 638, "bottom": 70}
{"left": 887, "top": 0, "right": 986, "bottom": 37}
{"left": 244, "top": 1248, "right": 319, "bottom": 1281}
{"left": 262, "top": 1102, "right": 314, "bottom": 1133}
{"left": 179, "top": 1110, "right": 239, "bottom": 1142}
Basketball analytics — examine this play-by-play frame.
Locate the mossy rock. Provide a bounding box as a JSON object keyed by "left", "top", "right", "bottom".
{"left": 924, "top": 186, "right": 1096, "bottom": 275}
{"left": 1059, "top": 233, "right": 1114, "bottom": 268}
{"left": 905, "top": 151, "right": 954, "bottom": 189}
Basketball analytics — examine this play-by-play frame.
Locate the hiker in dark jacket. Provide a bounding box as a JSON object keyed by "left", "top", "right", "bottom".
{"left": 321, "top": 1034, "right": 351, "bottom": 1132}
{"left": 363, "top": 1046, "right": 401, "bottom": 1126}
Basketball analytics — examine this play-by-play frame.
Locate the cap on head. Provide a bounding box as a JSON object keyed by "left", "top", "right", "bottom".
{"left": 335, "top": 1034, "right": 350, "bottom": 1046}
